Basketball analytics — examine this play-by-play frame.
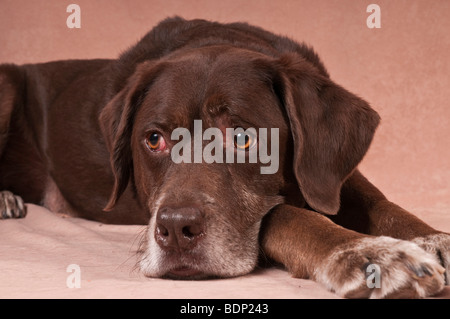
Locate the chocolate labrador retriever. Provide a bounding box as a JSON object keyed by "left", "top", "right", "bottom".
{"left": 1, "top": 17, "right": 449, "bottom": 298}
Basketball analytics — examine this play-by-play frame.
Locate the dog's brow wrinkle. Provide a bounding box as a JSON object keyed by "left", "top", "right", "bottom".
{"left": 202, "top": 193, "right": 216, "bottom": 204}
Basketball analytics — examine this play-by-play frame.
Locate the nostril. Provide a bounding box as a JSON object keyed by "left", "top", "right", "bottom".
{"left": 182, "top": 226, "right": 192, "bottom": 238}
{"left": 182, "top": 224, "right": 203, "bottom": 239}
{"left": 157, "top": 224, "right": 169, "bottom": 237}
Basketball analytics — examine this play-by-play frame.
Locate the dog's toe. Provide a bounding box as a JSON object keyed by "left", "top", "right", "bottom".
{"left": 315, "top": 236, "right": 445, "bottom": 298}
{"left": 0, "top": 191, "right": 27, "bottom": 219}
{"left": 413, "top": 233, "right": 450, "bottom": 285}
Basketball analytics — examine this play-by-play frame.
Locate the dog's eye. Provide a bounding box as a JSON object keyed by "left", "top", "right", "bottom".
{"left": 234, "top": 130, "right": 255, "bottom": 150}
{"left": 146, "top": 132, "right": 166, "bottom": 152}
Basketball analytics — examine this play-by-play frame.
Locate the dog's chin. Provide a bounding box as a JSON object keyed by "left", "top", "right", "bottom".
{"left": 144, "top": 258, "right": 256, "bottom": 280}
{"left": 140, "top": 251, "right": 258, "bottom": 280}
{"left": 162, "top": 266, "right": 216, "bottom": 280}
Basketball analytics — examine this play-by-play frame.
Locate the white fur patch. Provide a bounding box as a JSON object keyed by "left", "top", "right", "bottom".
{"left": 314, "top": 236, "right": 445, "bottom": 298}
{"left": 139, "top": 212, "right": 166, "bottom": 277}
{"left": 412, "top": 233, "right": 450, "bottom": 285}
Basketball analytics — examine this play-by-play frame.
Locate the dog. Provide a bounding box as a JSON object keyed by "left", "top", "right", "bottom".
{"left": 1, "top": 17, "right": 449, "bottom": 298}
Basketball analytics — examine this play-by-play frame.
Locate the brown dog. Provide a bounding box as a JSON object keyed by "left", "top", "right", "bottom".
{"left": 0, "top": 17, "right": 449, "bottom": 298}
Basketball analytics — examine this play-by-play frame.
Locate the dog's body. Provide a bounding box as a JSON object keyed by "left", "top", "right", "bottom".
{"left": 1, "top": 17, "right": 449, "bottom": 298}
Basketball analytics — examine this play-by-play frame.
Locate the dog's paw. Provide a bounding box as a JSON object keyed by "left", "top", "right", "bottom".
{"left": 412, "top": 233, "right": 450, "bottom": 285}
{"left": 315, "top": 236, "right": 445, "bottom": 298}
{"left": 0, "top": 191, "right": 27, "bottom": 219}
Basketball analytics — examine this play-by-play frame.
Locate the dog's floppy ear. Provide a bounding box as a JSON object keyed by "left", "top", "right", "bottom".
{"left": 274, "top": 54, "right": 380, "bottom": 215}
{"left": 99, "top": 61, "right": 163, "bottom": 211}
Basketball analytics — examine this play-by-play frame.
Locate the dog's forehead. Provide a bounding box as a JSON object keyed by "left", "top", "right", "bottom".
{"left": 138, "top": 48, "right": 285, "bottom": 130}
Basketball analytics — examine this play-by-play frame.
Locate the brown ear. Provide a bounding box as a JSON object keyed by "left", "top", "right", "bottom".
{"left": 99, "top": 61, "right": 164, "bottom": 211}
{"left": 276, "top": 54, "right": 380, "bottom": 215}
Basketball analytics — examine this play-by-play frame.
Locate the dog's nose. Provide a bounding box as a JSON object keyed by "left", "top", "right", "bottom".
{"left": 155, "top": 206, "right": 205, "bottom": 251}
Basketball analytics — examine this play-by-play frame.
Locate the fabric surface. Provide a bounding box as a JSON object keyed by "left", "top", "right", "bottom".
{"left": 0, "top": 205, "right": 450, "bottom": 299}
{"left": 1, "top": 204, "right": 339, "bottom": 299}
{"left": 1, "top": 204, "right": 449, "bottom": 299}
{"left": 0, "top": 0, "right": 449, "bottom": 299}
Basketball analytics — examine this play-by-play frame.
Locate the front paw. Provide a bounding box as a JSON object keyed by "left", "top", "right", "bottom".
{"left": 0, "top": 191, "right": 27, "bottom": 219}
{"left": 315, "top": 236, "right": 445, "bottom": 298}
{"left": 412, "top": 233, "right": 450, "bottom": 285}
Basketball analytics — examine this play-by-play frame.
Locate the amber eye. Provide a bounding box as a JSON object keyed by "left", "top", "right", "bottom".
{"left": 234, "top": 130, "right": 255, "bottom": 150}
{"left": 146, "top": 132, "right": 166, "bottom": 152}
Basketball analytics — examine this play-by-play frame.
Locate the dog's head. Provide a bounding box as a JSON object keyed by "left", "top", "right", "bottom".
{"left": 99, "top": 45, "right": 380, "bottom": 279}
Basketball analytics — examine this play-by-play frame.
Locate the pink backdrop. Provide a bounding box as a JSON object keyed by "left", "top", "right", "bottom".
{"left": 1, "top": 0, "right": 449, "bottom": 298}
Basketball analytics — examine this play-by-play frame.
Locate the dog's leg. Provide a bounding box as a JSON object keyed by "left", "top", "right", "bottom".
{"left": 260, "top": 204, "right": 445, "bottom": 298}
{"left": 334, "top": 170, "right": 450, "bottom": 285}
{"left": 0, "top": 65, "right": 28, "bottom": 220}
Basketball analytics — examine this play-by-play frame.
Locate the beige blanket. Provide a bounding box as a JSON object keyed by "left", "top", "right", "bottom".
{"left": 1, "top": 203, "right": 449, "bottom": 299}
